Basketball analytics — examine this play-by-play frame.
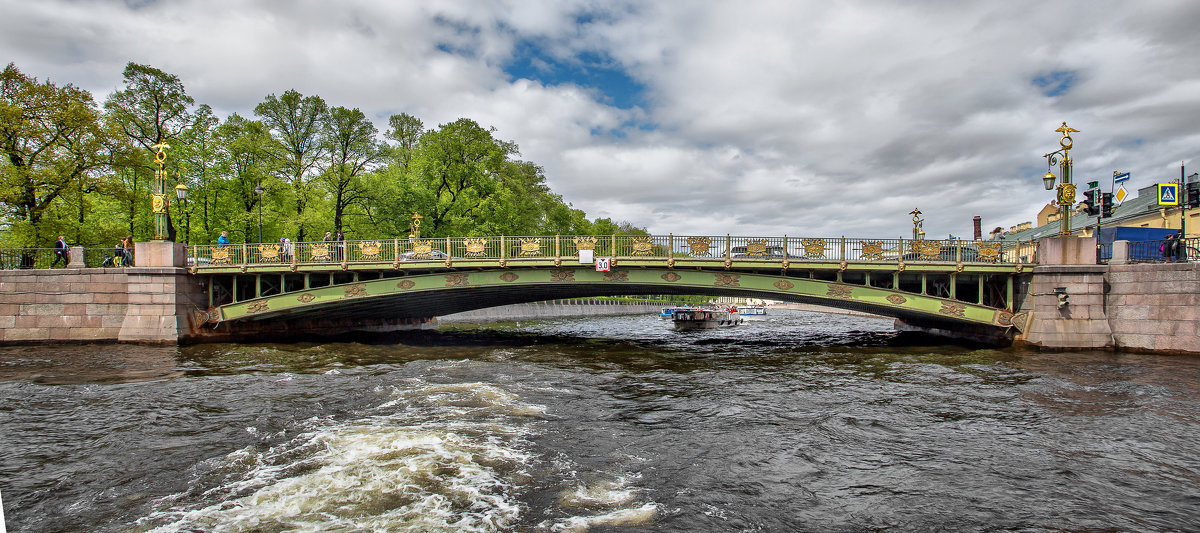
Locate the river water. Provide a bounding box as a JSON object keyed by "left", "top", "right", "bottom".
{"left": 2, "top": 309, "right": 1199, "bottom": 532}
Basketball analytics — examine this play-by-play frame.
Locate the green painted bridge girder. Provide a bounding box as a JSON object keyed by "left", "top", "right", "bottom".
{"left": 193, "top": 257, "right": 1023, "bottom": 276}
{"left": 218, "top": 267, "right": 1019, "bottom": 330}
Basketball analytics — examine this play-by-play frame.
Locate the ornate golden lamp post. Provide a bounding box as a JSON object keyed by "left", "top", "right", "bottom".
{"left": 408, "top": 212, "right": 423, "bottom": 239}
{"left": 1042, "top": 122, "right": 1080, "bottom": 236}
{"left": 910, "top": 208, "right": 925, "bottom": 240}
{"left": 150, "top": 142, "right": 171, "bottom": 240}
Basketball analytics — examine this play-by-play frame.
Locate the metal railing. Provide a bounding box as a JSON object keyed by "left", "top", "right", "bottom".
{"left": 0, "top": 247, "right": 133, "bottom": 270}
{"left": 1112, "top": 238, "right": 1200, "bottom": 264}
{"left": 183, "top": 235, "right": 1041, "bottom": 269}
{"left": 84, "top": 247, "right": 134, "bottom": 268}
{"left": 0, "top": 248, "right": 56, "bottom": 269}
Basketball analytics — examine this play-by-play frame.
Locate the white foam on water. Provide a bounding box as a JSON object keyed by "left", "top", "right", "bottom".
{"left": 142, "top": 380, "right": 544, "bottom": 532}
{"left": 543, "top": 474, "right": 660, "bottom": 532}
{"left": 545, "top": 503, "right": 660, "bottom": 532}
{"left": 559, "top": 477, "right": 637, "bottom": 508}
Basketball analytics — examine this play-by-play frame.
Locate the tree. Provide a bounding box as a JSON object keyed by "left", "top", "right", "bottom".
{"left": 254, "top": 89, "right": 326, "bottom": 241}
{"left": 175, "top": 104, "right": 221, "bottom": 243}
{"left": 103, "top": 63, "right": 195, "bottom": 151}
{"left": 385, "top": 112, "right": 423, "bottom": 172}
{"left": 411, "top": 118, "right": 515, "bottom": 235}
{"left": 103, "top": 62, "right": 195, "bottom": 238}
{"left": 321, "top": 106, "right": 382, "bottom": 235}
{"left": 0, "top": 63, "right": 111, "bottom": 247}
{"left": 213, "top": 114, "right": 274, "bottom": 242}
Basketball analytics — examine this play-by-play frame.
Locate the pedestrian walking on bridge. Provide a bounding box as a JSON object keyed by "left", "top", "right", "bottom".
{"left": 51, "top": 236, "right": 69, "bottom": 268}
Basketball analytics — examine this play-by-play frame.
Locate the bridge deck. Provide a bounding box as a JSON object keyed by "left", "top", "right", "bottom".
{"left": 187, "top": 234, "right": 1037, "bottom": 274}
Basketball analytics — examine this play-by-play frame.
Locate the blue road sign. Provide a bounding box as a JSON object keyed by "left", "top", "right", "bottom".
{"left": 1114, "top": 172, "right": 1131, "bottom": 183}
{"left": 1158, "top": 183, "right": 1179, "bottom": 205}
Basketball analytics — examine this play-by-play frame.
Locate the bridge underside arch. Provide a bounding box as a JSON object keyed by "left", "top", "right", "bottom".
{"left": 216, "top": 267, "right": 1019, "bottom": 333}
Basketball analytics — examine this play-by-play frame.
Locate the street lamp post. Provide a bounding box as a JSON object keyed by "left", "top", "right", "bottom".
{"left": 1041, "top": 122, "right": 1080, "bottom": 236}
{"left": 1185, "top": 170, "right": 1197, "bottom": 241}
{"left": 254, "top": 184, "right": 264, "bottom": 243}
{"left": 150, "top": 143, "right": 171, "bottom": 240}
{"left": 174, "top": 184, "right": 189, "bottom": 246}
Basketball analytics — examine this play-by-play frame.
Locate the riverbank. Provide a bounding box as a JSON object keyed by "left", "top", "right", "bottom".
{"left": 438, "top": 300, "right": 661, "bottom": 324}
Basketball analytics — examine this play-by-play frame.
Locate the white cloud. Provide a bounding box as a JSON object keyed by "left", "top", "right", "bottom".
{"left": 2, "top": 0, "right": 1197, "bottom": 238}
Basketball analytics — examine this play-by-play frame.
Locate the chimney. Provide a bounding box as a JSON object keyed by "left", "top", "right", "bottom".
{"left": 973, "top": 216, "right": 982, "bottom": 240}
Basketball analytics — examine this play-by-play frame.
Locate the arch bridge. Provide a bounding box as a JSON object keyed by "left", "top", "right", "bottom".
{"left": 187, "top": 234, "right": 1037, "bottom": 336}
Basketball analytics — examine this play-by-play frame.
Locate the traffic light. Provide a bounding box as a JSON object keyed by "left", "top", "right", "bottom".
{"left": 1082, "top": 189, "right": 1099, "bottom": 216}
{"left": 1100, "top": 192, "right": 1114, "bottom": 218}
{"left": 1187, "top": 182, "right": 1200, "bottom": 208}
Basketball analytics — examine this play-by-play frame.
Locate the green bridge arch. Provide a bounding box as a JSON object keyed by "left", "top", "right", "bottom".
{"left": 216, "top": 267, "right": 1021, "bottom": 332}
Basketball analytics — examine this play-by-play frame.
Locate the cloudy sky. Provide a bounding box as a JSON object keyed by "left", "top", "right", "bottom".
{"left": 4, "top": 0, "right": 1199, "bottom": 238}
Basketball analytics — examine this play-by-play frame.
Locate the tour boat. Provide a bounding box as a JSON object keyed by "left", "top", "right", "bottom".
{"left": 672, "top": 308, "right": 744, "bottom": 330}
{"left": 738, "top": 305, "right": 767, "bottom": 316}
{"left": 658, "top": 306, "right": 694, "bottom": 319}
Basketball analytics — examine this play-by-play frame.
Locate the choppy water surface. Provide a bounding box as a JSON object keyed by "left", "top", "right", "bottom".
{"left": 2, "top": 310, "right": 1200, "bottom": 532}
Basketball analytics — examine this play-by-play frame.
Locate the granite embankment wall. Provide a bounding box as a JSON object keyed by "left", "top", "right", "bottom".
{"left": 1017, "top": 262, "right": 1200, "bottom": 353}
{"left": 438, "top": 300, "right": 662, "bottom": 323}
{"left": 1106, "top": 262, "right": 1200, "bottom": 353}
{"left": 0, "top": 268, "right": 204, "bottom": 344}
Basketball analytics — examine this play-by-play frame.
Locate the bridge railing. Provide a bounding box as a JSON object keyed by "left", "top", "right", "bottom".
{"left": 0, "top": 248, "right": 56, "bottom": 269}
{"left": 184, "top": 235, "right": 1039, "bottom": 269}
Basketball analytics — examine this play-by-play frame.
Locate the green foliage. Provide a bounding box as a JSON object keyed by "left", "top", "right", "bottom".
{"left": 103, "top": 62, "right": 194, "bottom": 151}
{"left": 0, "top": 62, "right": 646, "bottom": 249}
{"left": 254, "top": 89, "right": 328, "bottom": 242}
{"left": 0, "top": 63, "right": 113, "bottom": 247}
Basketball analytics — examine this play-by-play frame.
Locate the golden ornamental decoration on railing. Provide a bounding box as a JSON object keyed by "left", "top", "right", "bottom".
{"left": 310, "top": 244, "right": 331, "bottom": 261}
{"left": 859, "top": 241, "right": 885, "bottom": 260}
{"left": 573, "top": 236, "right": 596, "bottom": 251}
{"left": 358, "top": 241, "right": 381, "bottom": 259}
{"left": 259, "top": 244, "right": 279, "bottom": 262}
{"left": 212, "top": 247, "right": 231, "bottom": 264}
{"left": 800, "top": 239, "right": 827, "bottom": 259}
{"left": 520, "top": 237, "right": 542, "bottom": 256}
{"left": 911, "top": 240, "right": 942, "bottom": 259}
{"left": 744, "top": 239, "right": 768, "bottom": 257}
{"left": 977, "top": 242, "right": 1001, "bottom": 262}
{"left": 411, "top": 240, "right": 433, "bottom": 258}
{"left": 686, "top": 237, "right": 711, "bottom": 256}
{"left": 631, "top": 237, "right": 653, "bottom": 256}
{"left": 464, "top": 238, "right": 488, "bottom": 257}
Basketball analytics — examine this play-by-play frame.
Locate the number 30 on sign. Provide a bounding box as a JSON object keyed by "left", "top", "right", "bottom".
{"left": 595, "top": 257, "right": 611, "bottom": 272}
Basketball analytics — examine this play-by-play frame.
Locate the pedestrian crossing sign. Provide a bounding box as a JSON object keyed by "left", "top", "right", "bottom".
{"left": 1158, "top": 183, "right": 1179, "bottom": 206}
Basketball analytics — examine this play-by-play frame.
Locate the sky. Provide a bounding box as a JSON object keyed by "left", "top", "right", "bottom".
{"left": 4, "top": 0, "right": 1199, "bottom": 238}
